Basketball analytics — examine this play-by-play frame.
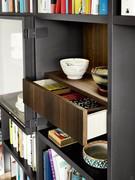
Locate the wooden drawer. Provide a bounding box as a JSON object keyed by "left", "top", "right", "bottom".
{"left": 23, "top": 79, "right": 107, "bottom": 145}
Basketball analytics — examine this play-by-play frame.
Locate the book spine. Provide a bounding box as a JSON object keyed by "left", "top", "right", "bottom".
{"left": 48, "top": 149, "right": 56, "bottom": 180}
{"left": 27, "top": 135, "right": 32, "bottom": 166}
{"left": 55, "top": 0, "right": 61, "bottom": 13}
{"left": 72, "top": 0, "right": 75, "bottom": 14}
{"left": 68, "top": 0, "right": 72, "bottom": 14}
{"left": 66, "top": 0, "right": 68, "bottom": 13}
{"left": 99, "top": 0, "right": 108, "bottom": 15}
{"left": 84, "top": 0, "right": 91, "bottom": 14}
{"left": 14, "top": 0, "right": 18, "bottom": 13}
{"left": 9, "top": 0, "right": 14, "bottom": 12}
{"left": 32, "top": 132, "right": 36, "bottom": 171}
{"left": 91, "top": 0, "right": 99, "bottom": 15}
{"left": 61, "top": 0, "right": 66, "bottom": 14}
{"left": 30, "top": 0, "right": 33, "bottom": 13}
{"left": 2, "top": 0, "right": 8, "bottom": 12}
{"left": 23, "top": 0, "right": 28, "bottom": 12}
{"left": 41, "top": 0, "right": 51, "bottom": 13}
{"left": 19, "top": 0, "right": 24, "bottom": 13}
{"left": 74, "top": 0, "right": 82, "bottom": 14}
{"left": 9, "top": 119, "right": 13, "bottom": 145}
{"left": 51, "top": 0, "right": 56, "bottom": 13}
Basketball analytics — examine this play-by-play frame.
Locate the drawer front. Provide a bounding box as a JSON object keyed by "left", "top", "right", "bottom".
{"left": 23, "top": 79, "right": 88, "bottom": 145}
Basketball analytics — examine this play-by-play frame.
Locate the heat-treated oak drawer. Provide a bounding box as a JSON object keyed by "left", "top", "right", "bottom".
{"left": 23, "top": 79, "right": 106, "bottom": 145}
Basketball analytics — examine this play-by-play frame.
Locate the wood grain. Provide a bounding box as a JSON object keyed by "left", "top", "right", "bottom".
{"left": 83, "top": 24, "right": 108, "bottom": 72}
{"left": 23, "top": 79, "right": 88, "bottom": 145}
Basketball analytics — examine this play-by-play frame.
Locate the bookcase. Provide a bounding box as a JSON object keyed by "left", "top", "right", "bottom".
{"left": 0, "top": 0, "right": 135, "bottom": 180}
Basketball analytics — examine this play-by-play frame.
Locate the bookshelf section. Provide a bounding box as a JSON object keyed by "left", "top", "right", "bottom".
{"left": 3, "top": 140, "right": 36, "bottom": 180}
{"left": 38, "top": 128, "right": 107, "bottom": 180}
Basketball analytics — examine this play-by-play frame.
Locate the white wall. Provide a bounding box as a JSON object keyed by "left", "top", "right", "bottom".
{"left": 0, "top": 19, "right": 23, "bottom": 95}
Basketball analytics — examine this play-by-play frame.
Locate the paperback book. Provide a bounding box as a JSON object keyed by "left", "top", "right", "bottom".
{"left": 48, "top": 128, "right": 77, "bottom": 148}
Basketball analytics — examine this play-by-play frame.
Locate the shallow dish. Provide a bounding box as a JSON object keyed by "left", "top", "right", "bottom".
{"left": 60, "top": 58, "right": 89, "bottom": 80}
{"left": 83, "top": 140, "right": 107, "bottom": 169}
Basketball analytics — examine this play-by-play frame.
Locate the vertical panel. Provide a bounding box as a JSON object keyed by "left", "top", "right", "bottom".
{"left": 111, "top": 25, "right": 135, "bottom": 180}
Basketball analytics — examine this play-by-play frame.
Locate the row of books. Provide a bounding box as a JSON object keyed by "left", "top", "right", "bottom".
{"left": 43, "top": 148, "right": 86, "bottom": 180}
{"left": 0, "top": 0, "right": 33, "bottom": 13}
{"left": 10, "top": 156, "right": 30, "bottom": 180}
{"left": 9, "top": 119, "right": 36, "bottom": 171}
{"left": 38, "top": 0, "right": 108, "bottom": 15}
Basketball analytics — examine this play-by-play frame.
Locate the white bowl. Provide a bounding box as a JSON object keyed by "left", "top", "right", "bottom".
{"left": 60, "top": 58, "right": 89, "bottom": 80}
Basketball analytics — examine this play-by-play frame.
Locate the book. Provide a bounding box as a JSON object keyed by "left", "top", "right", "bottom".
{"left": 75, "top": 0, "right": 82, "bottom": 14}
{"left": 84, "top": 0, "right": 91, "bottom": 14}
{"left": 68, "top": 0, "right": 72, "bottom": 14}
{"left": 121, "top": 0, "right": 135, "bottom": 16}
{"left": 43, "top": 150, "right": 53, "bottom": 180}
{"left": 91, "top": 0, "right": 99, "bottom": 15}
{"left": 2, "top": 0, "right": 8, "bottom": 12}
{"left": 48, "top": 128, "right": 77, "bottom": 148}
{"left": 35, "top": 79, "right": 67, "bottom": 91}
{"left": 9, "top": 0, "right": 14, "bottom": 12}
{"left": 0, "top": 144, "right": 4, "bottom": 175}
{"left": 51, "top": 0, "right": 56, "bottom": 13}
{"left": 48, "top": 149, "right": 56, "bottom": 180}
{"left": 99, "top": 0, "right": 108, "bottom": 15}
{"left": 55, "top": 0, "right": 61, "bottom": 13}
{"left": 20, "top": 0, "right": 24, "bottom": 13}
{"left": 61, "top": 0, "right": 66, "bottom": 14}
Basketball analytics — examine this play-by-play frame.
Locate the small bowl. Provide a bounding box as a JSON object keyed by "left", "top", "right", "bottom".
{"left": 91, "top": 66, "right": 108, "bottom": 90}
{"left": 83, "top": 140, "right": 107, "bottom": 169}
{"left": 60, "top": 58, "right": 89, "bottom": 80}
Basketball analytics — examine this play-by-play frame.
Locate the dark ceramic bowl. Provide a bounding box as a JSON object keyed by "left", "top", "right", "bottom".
{"left": 91, "top": 66, "right": 108, "bottom": 90}
{"left": 83, "top": 140, "right": 107, "bottom": 169}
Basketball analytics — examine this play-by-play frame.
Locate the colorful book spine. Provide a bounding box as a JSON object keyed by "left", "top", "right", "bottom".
{"left": 30, "top": 0, "right": 33, "bottom": 13}
{"left": 84, "top": 0, "right": 91, "bottom": 14}
{"left": 51, "top": 0, "right": 56, "bottom": 13}
{"left": 99, "top": 0, "right": 108, "bottom": 15}
{"left": 14, "top": 0, "right": 18, "bottom": 13}
{"left": 48, "top": 149, "right": 56, "bottom": 180}
{"left": 68, "top": 0, "right": 72, "bottom": 14}
{"left": 61, "top": 0, "right": 66, "bottom": 14}
{"left": 55, "top": 0, "right": 61, "bottom": 13}
{"left": 91, "top": 0, "right": 99, "bottom": 15}
{"left": 19, "top": 0, "right": 24, "bottom": 13}
{"left": 75, "top": 0, "right": 82, "bottom": 14}
{"left": 2, "top": 0, "right": 8, "bottom": 12}
{"left": 9, "top": 0, "right": 14, "bottom": 12}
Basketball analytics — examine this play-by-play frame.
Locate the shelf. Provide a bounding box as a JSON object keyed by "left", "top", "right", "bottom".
{"left": 0, "top": 92, "right": 25, "bottom": 127}
{"left": 0, "top": 13, "right": 33, "bottom": 17}
{"left": 38, "top": 128, "right": 107, "bottom": 180}
{"left": 37, "top": 13, "right": 109, "bottom": 24}
{"left": 45, "top": 71, "right": 107, "bottom": 105}
{"left": 3, "top": 140, "right": 36, "bottom": 180}
{"left": 113, "top": 16, "right": 135, "bottom": 26}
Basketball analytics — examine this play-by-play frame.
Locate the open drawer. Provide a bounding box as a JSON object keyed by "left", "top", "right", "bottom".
{"left": 23, "top": 78, "right": 107, "bottom": 145}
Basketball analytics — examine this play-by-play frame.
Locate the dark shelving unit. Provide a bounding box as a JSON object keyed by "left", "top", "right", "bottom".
{"left": 3, "top": 140, "right": 36, "bottom": 180}
{"left": 1, "top": 0, "right": 135, "bottom": 180}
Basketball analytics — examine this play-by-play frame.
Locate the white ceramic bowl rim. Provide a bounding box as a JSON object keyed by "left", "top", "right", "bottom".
{"left": 60, "top": 58, "right": 89, "bottom": 63}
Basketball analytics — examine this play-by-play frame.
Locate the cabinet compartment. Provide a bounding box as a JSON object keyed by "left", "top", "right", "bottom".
{"left": 23, "top": 79, "right": 106, "bottom": 145}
